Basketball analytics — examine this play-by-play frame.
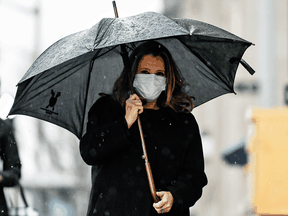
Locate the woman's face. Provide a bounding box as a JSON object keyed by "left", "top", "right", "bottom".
{"left": 136, "top": 54, "right": 165, "bottom": 77}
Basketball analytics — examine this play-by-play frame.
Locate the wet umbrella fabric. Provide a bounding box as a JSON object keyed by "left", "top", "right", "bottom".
{"left": 9, "top": 11, "right": 255, "bottom": 139}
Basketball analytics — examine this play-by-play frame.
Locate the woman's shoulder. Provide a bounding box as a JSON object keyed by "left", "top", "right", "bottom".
{"left": 165, "top": 106, "right": 198, "bottom": 127}
{"left": 177, "top": 110, "right": 199, "bottom": 128}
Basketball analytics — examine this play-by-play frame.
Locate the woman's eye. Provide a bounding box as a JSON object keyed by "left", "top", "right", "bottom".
{"left": 156, "top": 72, "right": 165, "bottom": 76}
{"left": 140, "top": 70, "right": 149, "bottom": 74}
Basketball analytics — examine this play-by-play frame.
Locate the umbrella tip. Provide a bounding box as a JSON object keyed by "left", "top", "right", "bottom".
{"left": 112, "top": 1, "right": 119, "bottom": 18}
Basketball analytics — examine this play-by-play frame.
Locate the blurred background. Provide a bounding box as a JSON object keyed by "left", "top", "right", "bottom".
{"left": 0, "top": 0, "right": 287, "bottom": 215}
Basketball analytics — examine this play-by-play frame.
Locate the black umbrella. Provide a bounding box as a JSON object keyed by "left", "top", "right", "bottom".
{"left": 8, "top": 10, "right": 254, "bottom": 139}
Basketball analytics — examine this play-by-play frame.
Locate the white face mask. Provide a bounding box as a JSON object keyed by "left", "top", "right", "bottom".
{"left": 133, "top": 74, "right": 166, "bottom": 102}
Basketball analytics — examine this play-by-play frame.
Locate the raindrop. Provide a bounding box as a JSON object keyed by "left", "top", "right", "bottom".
{"left": 183, "top": 85, "right": 190, "bottom": 93}
{"left": 104, "top": 210, "right": 110, "bottom": 216}
{"left": 136, "top": 190, "right": 143, "bottom": 198}
{"left": 122, "top": 173, "right": 129, "bottom": 179}
{"left": 89, "top": 149, "right": 97, "bottom": 156}
{"left": 108, "top": 187, "right": 117, "bottom": 195}
{"left": 103, "top": 76, "right": 106, "bottom": 79}
{"left": 162, "top": 147, "right": 170, "bottom": 156}
{"left": 184, "top": 120, "right": 189, "bottom": 124}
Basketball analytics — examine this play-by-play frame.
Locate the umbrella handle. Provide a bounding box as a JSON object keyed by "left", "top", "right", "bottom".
{"left": 137, "top": 116, "right": 159, "bottom": 203}
{"left": 145, "top": 161, "right": 160, "bottom": 203}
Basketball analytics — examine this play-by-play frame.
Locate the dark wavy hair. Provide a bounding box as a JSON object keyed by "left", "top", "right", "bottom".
{"left": 112, "top": 41, "right": 193, "bottom": 112}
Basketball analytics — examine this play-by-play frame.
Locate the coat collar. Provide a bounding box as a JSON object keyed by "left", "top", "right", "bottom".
{"left": 161, "top": 106, "right": 180, "bottom": 122}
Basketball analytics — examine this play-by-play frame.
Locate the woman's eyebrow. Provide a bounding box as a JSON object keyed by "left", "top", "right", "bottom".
{"left": 140, "top": 68, "right": 151, "bottom": 71}
{"left": 156, "top": 70, "right": 165, "bottom": 73}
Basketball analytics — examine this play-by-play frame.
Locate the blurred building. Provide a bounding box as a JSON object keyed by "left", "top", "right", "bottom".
{"left": 162, "top": 0, "right": 288, "bottom": 216}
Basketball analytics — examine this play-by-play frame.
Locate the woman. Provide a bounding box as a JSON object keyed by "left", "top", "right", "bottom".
{"left": 80, "top": 41, "right": 207, "bottom": 216}
{"left": 0, "top": 119, "right": 21, "bottom": 216}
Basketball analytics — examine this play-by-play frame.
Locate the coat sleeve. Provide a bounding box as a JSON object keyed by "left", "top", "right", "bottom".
{"left": 166, "top": 114, "right": 208, "bottom": 211}
{"left": 0, "top": 120, "right": 21, "bottom": 187}
{"left": 79, "top": 96, "right": 133, "bottom": 165}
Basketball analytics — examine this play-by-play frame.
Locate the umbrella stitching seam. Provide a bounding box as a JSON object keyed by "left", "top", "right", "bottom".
{"left": 94, "top": 18, "right": 117, "bottom": 49}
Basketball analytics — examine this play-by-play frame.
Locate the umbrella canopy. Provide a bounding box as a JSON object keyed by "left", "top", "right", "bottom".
{"left": 9, "top": 11, "right": 255, "bottom": 139}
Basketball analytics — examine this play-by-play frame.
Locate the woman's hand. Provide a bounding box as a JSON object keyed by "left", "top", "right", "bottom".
{"left": 125, "top": 94, "right": 144, "bottom": 129}
{"left": 153, "top": 191, "right": 174, "bottom": 214}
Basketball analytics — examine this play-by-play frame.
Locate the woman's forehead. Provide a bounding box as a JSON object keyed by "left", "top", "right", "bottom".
{"left": 138, "top": 55, "right": 165, "bottom": 68}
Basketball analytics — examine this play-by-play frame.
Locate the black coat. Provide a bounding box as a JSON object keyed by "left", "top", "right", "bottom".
{"left": 0, "top": 119, "right": 21, "bottom": 216}
{"left": 80, "top": 96, "right": 207, "bottom": 216}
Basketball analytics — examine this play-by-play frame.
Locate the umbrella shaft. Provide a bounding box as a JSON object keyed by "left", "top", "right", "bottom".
{"left": 137, "top": 117, "right": 148, "bottom": 162}
{"left": 137, "top": 117, "right": 159, "bottom": 203}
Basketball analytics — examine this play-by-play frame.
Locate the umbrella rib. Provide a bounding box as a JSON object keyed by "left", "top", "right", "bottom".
{"left": 12, "top": 52, "right": 103, "bottom": 109}
{"left": 171, "top": 18, "right": 252, "bottom": 44}
{"left": 125, "top": 43, "right": 137, "bottom": 52}
{"left": 94, "top": 18, "right": 116, "bottom": 49}
{"left": 177, "top": 37, "right": 235, "bottom": 93}
{"left": 10, "top": 61, "right": 91, "bottom": 119}
{"left": 11, "top": 71, "right": 47, "bottom": 109}
{"left": 80, "top": 45, "right": 118, "bottom": 138}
